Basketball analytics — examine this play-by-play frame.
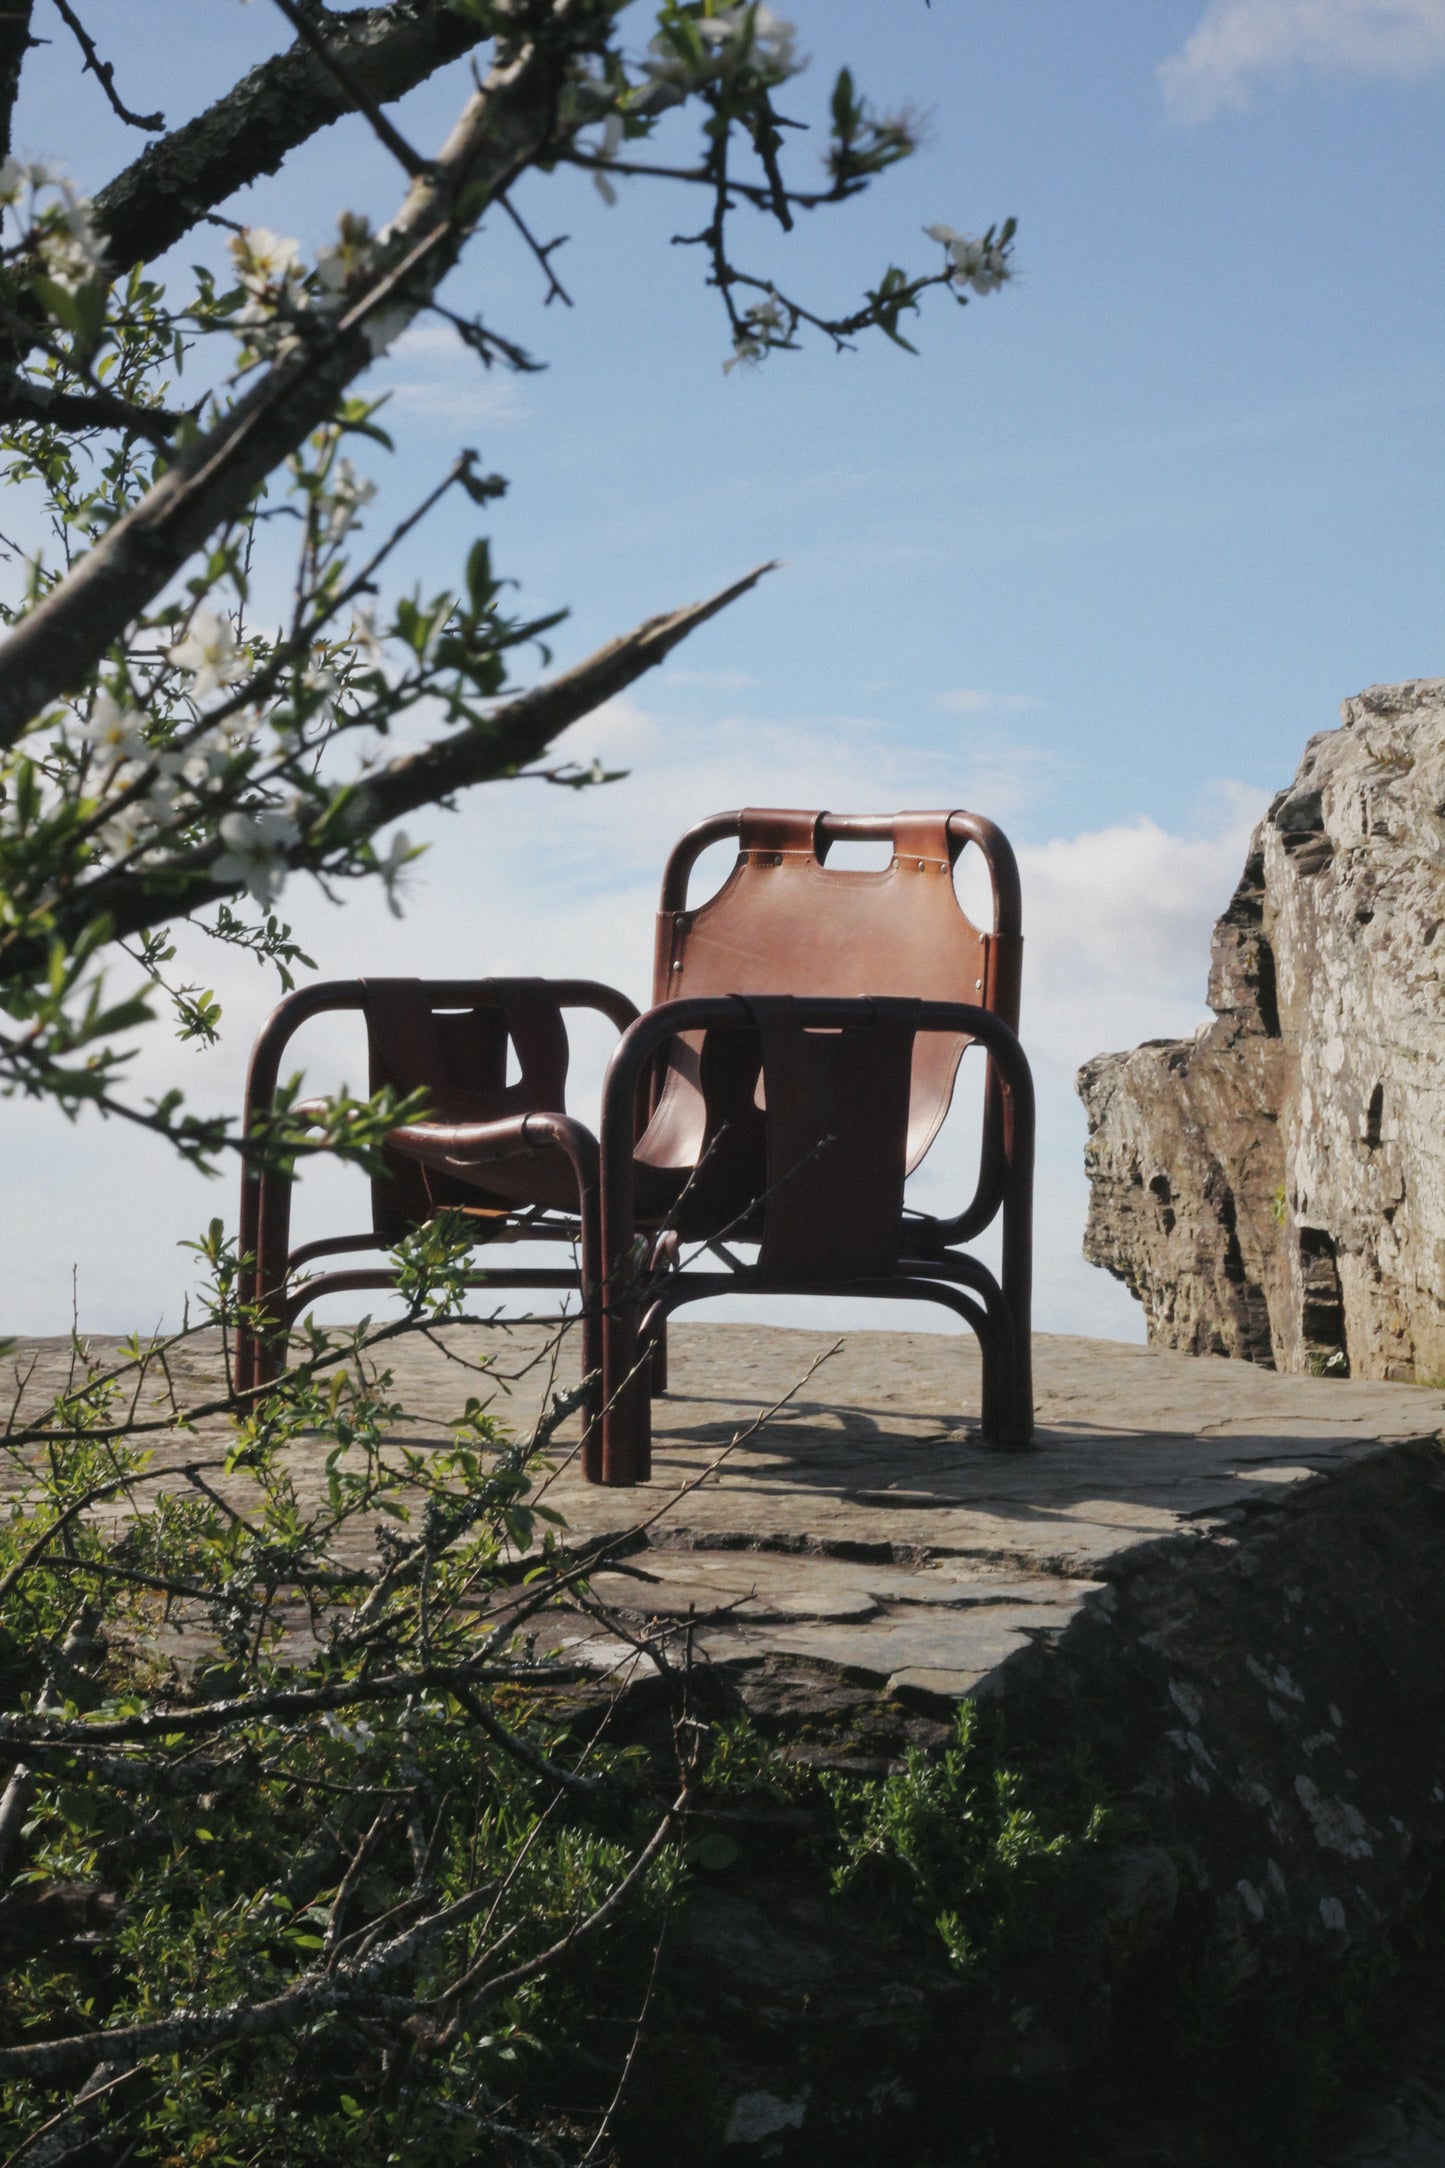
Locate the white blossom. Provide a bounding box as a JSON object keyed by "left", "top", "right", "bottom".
{"left": 640, "top": 2, "right": 800, "bottom": 106}
{"left": 315, "top": 211, "right": 374, "bottom": 298}
{"left": 143, "top": 772, "right": 183, "bottom": 824}
{"left": 701, "top": 3, "right": 797, "bottom": 71}
{"left": 166, "top": 708, "right": 261, "bottom": 784}
{"left": 167, "top": 608, "right": 244, "bottom": 701}
{"left": 100, "top": 802, "right": 157, "bottom": 858}
{"left": 722, "top": 333, "right": 765, "bottom": 375}
{"left": 593, "top": 111, "right": 623, "bottom": 204}
{"left": 80, "top": 689, "right": 148, "bottom": 766}
{"left": 321, "top": 1711, "right": 376, "bottom": 1753}
{"left": 924, "top": 223, "right": 1013, "bottom": 296}
{"left": 30, "top": 177, "right": 106, "bottom": 291}
{"left": 158, "top": 731, "right": 229, "bottom": 790}
{"left": 320, "top": 457, "right": 376, "bottom": 545}
{"left": 294, "top": 662, "right": 337, "bottom": 731}
{"left": 349, "top": 606, "right": 387, "bottom": 673}
{"left": 210, "top": 807, "right": 299, "bottom": 906}
{"left": 722, "top": 289, "right": 789, "bottom": 372}
{"left": 229, "top": 225, "right": 303, "bottom": 297}
{"left": 228, "top": 227, "right": 307, "bottom": 354}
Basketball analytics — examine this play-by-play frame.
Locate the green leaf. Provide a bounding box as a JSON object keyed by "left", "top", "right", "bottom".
{"left": 464, "top": 538, "right": 495, "bottom": 610}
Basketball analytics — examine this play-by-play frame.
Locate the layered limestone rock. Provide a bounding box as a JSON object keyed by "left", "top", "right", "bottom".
{"left": 1078, "top": 678, "right": 1445, "bottom": 1381}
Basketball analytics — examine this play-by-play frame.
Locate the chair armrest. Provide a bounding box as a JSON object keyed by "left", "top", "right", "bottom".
{"left": 245, "top": 977, "right": 641, "bottom": 1133}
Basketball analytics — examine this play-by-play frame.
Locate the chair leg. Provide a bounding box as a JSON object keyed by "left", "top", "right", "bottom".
{"left": 247, "top": 1167, "right": 295, "bottom": 1390}
{"left": 1000, "top": 1169, "right": 1034, "bottom": 1447}
{"left": 977, "top": 1312, "right": 1003, "bottom": 1441}
{"left": 576, "top": 1232, "right": 604, "bottom": 1486}
{"left": 957, "top": 1268, "right": 1029, "bottom": 1449}
{"left": 977, "top": 1293, "right": 1032, "bottom": 1447}
{"left": 1006, "top": 1312, "right": 1034, "bottom": 1446}
{"left": 650, "top": 1319, "right": 669, "bottom": 1396}
{"left": 601, "top": 1296, "right": 652, "bottom": 1485}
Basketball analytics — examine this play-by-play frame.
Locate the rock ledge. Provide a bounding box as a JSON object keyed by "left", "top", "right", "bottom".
{"left": 1078, "top": 678, "right": 1445, "bottom": 1380}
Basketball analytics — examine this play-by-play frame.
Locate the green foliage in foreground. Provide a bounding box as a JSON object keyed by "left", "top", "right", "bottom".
{"left": 0, "top": 1220, "right": 1109, "bottom": 2166}
{"left": 821, "top": 1706, "right": 1108, "bottom": 1974}
{"left": 0, "top": 1225, "right": 683, "bottom": 2165}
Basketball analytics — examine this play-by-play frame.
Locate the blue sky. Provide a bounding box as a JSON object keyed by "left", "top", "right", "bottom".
{"left": 2, "top": 0, "right": 1441, "bottom": 1342}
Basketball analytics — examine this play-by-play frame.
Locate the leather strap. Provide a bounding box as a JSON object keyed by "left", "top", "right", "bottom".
{"left": 737, "top": 806, "right": 822, "bottom": 859}
{"left": 743, "top": 995, "right": 917, "bottom": 1281}
{"left": 891, "top": 811, "right": 953, "bottom": 871}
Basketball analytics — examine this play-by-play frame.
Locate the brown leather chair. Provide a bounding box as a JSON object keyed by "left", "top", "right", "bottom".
{"left": 235, "top": 808, "right": 1033, "bottom": 1484}
{"left": 592, "top": 807, "right": 1032, "bottom": 1479}
{"left": 234, "top": 976, "right": 638, "bottom": 1424}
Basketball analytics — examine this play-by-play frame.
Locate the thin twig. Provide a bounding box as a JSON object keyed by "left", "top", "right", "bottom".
{"left": 498, "top": 194, "right": 572, "bottom": 306}
{"left": 50, "top": 0, "right": 162, "bottom": 129}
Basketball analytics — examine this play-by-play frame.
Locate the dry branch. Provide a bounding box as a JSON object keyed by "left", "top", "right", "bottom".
{"left": 31, "top": 561, "right": 776, "bottom": 962}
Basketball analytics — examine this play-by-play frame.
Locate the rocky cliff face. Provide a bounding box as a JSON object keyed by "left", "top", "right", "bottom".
{"left": 1078, "top": 678, "right": 1445, "bottom": 1381}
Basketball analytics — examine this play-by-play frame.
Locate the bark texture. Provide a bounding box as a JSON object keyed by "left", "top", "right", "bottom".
{"left": 0, "top": 0, "right": 37, "bottom": 163}
{"left": 1077, "top": 678, "right": 1445, "bottom": 1381}
{"left": 92, "top": 0, "right": 492, "bottom": 272}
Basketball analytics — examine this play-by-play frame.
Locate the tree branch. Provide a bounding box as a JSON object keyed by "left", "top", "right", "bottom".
{"left": 0, "top": 382, "right": 181, "bottom": 443}
{"left": 268, "top": 0, "right": 431, "bottom": 179}
{"left": 354, "top": 560, "right": 778, "bottom": 829}
{"left": 91, "top": 0, "right": 498, "bottom": 274}
{"left": 0, "top": 1790, "right": 685, "bottom": 2081}
{"left": 0, "top": 1658, "right": 567, "bottom": 1750}
{"left": 0, "top": 1969, "right": 419, "bottom": 2083}
{"left": 0, "top": 0, "right": 37, "bottom": 164}
{"left": 27, "top": 562, "right": 776, "bottom": 962}
{"left": 0, "top": 0, "right": 592, "bottom": 750}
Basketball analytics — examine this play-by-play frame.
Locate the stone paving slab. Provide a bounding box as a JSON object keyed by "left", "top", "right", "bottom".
{"left": 499, "top": 1323, "right": 1445, "bottom": 1699}
{"left": 5, "top": 1320, "right": 1441, "bottom": 1704}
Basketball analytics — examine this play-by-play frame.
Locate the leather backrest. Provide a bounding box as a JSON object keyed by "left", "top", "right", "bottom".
{"left": 639, "top": 810, "right": 993, "bottom": 1182}
{"left": 361, "top": 978, "right": 569, "bottom": 1236}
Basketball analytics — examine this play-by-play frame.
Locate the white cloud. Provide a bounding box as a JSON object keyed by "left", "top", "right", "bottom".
{"left": 936, "top": 688, "right": 1042, "bottom": 714}
{"left": 1017, "top": 792, "right": 1267, "bottom": 1077}
{"left": 372, "top": 321, "right": 528, "bottom": 425}
{"left": 387, "top": 323, "right": 466, "bottom": 361}
{"left": 1160, "top": 0, "right": 1445, "bottom": 121}
{"left": 382, "top": 377, "right": 526, "bottom": 426}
